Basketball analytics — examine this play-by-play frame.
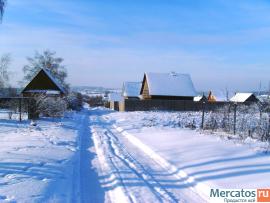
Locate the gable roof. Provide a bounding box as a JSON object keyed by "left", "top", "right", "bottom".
{"left": 141, "top": 72, "right": 197, "bottom": 97}
{"left": 230, "top": 93, "right": 255, "bottom": 102}
{"left": 42, "top": 69, "right": 66, "bottom": 93}
{"left": 22, "top": 68, "right": 66, "bottom": 94}
{"left": 108, "top": 92, "right": 123, "bottom": 102}
{"left": 122, "top": 82, "right": 142, "bottom": 97}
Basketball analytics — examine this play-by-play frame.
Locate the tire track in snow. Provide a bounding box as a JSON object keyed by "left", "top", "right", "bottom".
{"left": 103, "top": 130, "right": 179, "bottom": 203}
{"left": 101, "top": 114, "right": 207, "bottom": 202}
{"left": 92, "top": 127, "right": 135, "bottom": 203}
{"left": 91, "top": 115, "right": 179, "bottom": 203}
{"left": 112, "top": 125, "right": 209, "bottom": 202}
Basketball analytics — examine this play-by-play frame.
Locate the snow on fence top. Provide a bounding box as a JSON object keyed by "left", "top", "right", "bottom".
{"left": 108, "top": 92, "right": 123, "bottom": 102}
{"left": 230, "top": 93, "right": 254, "bottom": 102}
{"left": 122, "top": 82, "right": 142, "bottom": 98}
{"left": 145, "top": 72, "right": 197, "bottom": 97}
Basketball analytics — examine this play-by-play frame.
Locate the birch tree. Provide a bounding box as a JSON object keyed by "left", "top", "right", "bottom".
{"left": 0, "top": 53, "right": 11, "bottom": 88}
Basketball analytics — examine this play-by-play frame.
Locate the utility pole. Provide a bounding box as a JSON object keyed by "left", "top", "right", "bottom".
{"left": 259, "top": 81, "right": 262, "bottom": 96}
{"left": 225, "top": 87, "right": 229, "bottom": 102}
{"left": 201, "top": 101, "right": 205, "bottom": 129}
{"left": 233, "top": 103, "right": 237, "bottom": 135}
{"left": 268, "top": 81, "right": 270, "bottom": 97}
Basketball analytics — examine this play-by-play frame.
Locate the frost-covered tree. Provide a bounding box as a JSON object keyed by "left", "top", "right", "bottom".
{"left": 23, "top": 50, "right": 69, "bottom": 91}
{"left": 66, "top": 92, "right": 83, "bottom": 111}
{"left": 0, "top": 0, "right": 6, "bottom": 22}
{"left": 0, "top": 53, "right": 11, "bottom": 88}
{"left": 34, "top": 93, "right": 67, "bottom": 118}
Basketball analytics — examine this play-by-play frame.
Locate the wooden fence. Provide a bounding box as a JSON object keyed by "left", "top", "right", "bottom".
{"left": 118, "top": 99, "right": 230, "bottom": 112}
{"left": 116, "top": 99, "right": 263, "bottom": 136}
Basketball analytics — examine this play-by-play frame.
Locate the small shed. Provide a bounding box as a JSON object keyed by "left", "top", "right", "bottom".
{"left": 21, "top": 68, "right": 66, "bottom": 97}
{"left": 140, "top": 72, "right": 197, "bottom": 100}
{"left": 122, "top": 82, "right": 141, "bottom": 99}
{"left": 108, "top": 92, "right": 123, "bottom": 111}
{"left": 230, "top": 93, "right": 259, "bottom": 103}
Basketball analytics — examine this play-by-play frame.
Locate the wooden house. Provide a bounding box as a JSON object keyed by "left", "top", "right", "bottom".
{"left": 122, "top": 82, "right": 141, "bottom": 100}
{"left": 21, "top": 68, "right": 66, "bottom": 97}
{"left": 207, "top": 91, "right": 217, "bottom": 102}
{"left": 230, "top": 93, "right": 258, "bottom": 103}
{"left": 140, "top": 72, "right": 197, "bottom": 100}
{"left": 108, "top": 92, "right": 123, "bottom": 111}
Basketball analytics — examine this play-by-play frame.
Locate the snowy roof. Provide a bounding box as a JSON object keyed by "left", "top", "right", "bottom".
{"left": 108, "top": 92, "right": 123, "bottom": 102}
{"left": 143, "top": 72, "right": 197, "bottom": 97}
{"left": 122, "top": 82, "right": 142, "bottom": 97}
{"left": 230, "top": 93, "right": 254, "bottom": 102}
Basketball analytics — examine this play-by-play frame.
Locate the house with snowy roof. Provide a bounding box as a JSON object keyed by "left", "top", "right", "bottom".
{"left": 108, "top": 92, "right": 123, "bottom": 111}
{"left": 21, "top": 68, "right": 66, "bottom": 97}
{"left": 230, "top": 93, "right": 258, "bottom": 103}
{"left": 122, "top": 82, "right": 142, "bottom": 100}
{"left": 140, "top": 72, "right": 197, "bottom": 100}
{"left": 108, "top": 92, "right": 123, "bottom": 102}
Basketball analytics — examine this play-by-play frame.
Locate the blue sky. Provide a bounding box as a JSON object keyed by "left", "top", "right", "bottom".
{"left": 1, "top": 0, "right": 270, "bottom": 92}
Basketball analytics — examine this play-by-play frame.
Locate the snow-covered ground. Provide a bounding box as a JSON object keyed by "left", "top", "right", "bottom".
{"left": 0, "top": 110, "right": 28, "bottom": 121}
{"left": 0, "top": 111, "right": 85, "bottom": 202}
{"left": 95, "top": 109, "right": 270, "bottom": 202}
{"left": 0, "top": 107, "right": 269, "bottom": 202}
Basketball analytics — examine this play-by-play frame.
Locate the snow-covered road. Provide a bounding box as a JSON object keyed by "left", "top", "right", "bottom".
{"left": 89, "top": 109, "right": 206, "bottom": 203}
{"left": 1, "top": 107, "right": 269, "bottom": 202}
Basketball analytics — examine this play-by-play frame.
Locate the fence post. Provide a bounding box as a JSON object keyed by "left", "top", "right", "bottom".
{"left": 19, "top": 98, "right": 22, "bottom": 122}
{"left": 27, "top": 98, "right": 30, "bottom": 120}
{"left": 233, "top": 103, "right": 237, "bottom": 135}
{"left": 201, "top": 101, "right": 205, "bottom": 129}
{"left": 268, "top": 113, "right": 270, "bottom": 140}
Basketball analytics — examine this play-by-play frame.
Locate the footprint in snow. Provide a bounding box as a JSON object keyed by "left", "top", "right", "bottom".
{"left": 38, "top": 162, "right": 46, "bottom": 167}
{"left": 56, "top": 159, "right": 67, "bottom": 164}
{"left": 42, "top": 178, "right": 50, "bottom": 182}
{"left": 66, "top": 146, "right": 77, "bottom": 152}
{"left": 4, "top": 174, "right": 17, "bottom": 180}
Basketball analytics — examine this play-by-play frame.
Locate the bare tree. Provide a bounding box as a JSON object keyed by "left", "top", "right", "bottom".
{"left": 0, "top": 53, "right": 11, "bottom": 88}
{"left": 0, "top": 0, "right": 6, "bottom": 22}
{"left": 23, "top": 50, "right": 69, "bottom": 91}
